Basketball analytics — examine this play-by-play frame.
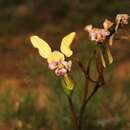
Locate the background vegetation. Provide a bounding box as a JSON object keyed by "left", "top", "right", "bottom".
{"left": 0, "top": 0, "right": 130, "bottom": 130}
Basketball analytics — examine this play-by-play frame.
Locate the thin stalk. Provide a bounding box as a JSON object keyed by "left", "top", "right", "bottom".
{"left": 78, "top": 82, "right": 101, "bottom": 130}
{"left": 68, "top": 96, "right": 80, "bottom": 130}
{"left": 78, "top": 51, "right": 98, "bottom": 130}
{"left": 77, "top": 61, "right": 97, "bottom": 84}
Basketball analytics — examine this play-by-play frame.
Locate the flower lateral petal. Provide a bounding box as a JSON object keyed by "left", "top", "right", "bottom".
{"left": 60, "top": 32, "right": 76, "bottom": 57}
{"left": 30, "top": 36, "right": 52, "bottom": 59}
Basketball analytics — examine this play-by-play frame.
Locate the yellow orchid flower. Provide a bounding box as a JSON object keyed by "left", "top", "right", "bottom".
{"left": 30, "top": 32, "right": 76, "bottom": 76}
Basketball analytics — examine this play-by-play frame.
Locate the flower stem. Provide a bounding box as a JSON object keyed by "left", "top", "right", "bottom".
{"left": 68, "top": 96, "right": 80, "bottom": 130}
{"left": 78, "top": 81, "right": 102, "bottom": 130}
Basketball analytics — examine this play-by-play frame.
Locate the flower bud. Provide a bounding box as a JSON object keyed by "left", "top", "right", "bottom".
{"left": 103, "top": 19, "right": 114, "bottom": 30}
{"left": 85, "top": 25, "right": 93, "bottom": 32}
{"left": 116, "top": 14, "right": 129, "bottom": 25}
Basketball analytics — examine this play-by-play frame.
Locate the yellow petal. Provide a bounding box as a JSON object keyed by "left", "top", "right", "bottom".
{"left": 47, "top": 51, "right": 65, "bottom": 63}
{"left": 30, "top": 36, "right": 52, "bottom": 59}
{"left": 60, "top": 32, "right": 76, "bottom": 57}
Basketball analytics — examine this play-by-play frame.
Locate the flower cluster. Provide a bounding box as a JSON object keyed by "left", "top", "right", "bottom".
{"left": 85, "top": 25, "right": 110, "bottom": 43}
{"left": 85, "top": 14, "right": 129, "bottom": 43}
{"left": 85, "top": 19, "right": 114, "bottom": 43}
{"left": 30, "top": 13, "right": 129, "bottom": 76}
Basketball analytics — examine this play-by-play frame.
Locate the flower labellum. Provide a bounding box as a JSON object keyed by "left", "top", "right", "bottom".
{"left": 55, "top": 68, "right": 67, "bottom": 76}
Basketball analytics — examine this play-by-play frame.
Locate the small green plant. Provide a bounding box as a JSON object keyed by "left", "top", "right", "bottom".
{"left": 0, "top": 89, "right": 50, "bottom": 130}
{"left": 30, "top": 14, "right": 129, "bottom": 130}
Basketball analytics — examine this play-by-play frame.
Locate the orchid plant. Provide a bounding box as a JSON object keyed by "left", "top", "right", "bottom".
{"left": 30, "top": 14, "right": 129, "bottom": 130}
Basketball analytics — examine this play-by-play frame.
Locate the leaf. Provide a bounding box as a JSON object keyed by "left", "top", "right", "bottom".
{"left": 96, "top": 51, "right": 104, "bottom": 77}
{"left": 99, "top": 44, "right": 113, "bottom": 68}
{"left": 109, "top": 35, "right": 114, "bottom": 46}
{"left": 105, "top": 45, "right": 113, "bottom": 64}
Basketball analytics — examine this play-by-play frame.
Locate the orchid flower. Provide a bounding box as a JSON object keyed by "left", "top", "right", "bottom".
{"left": 85, "top": 22, "right": 113, "bottom": 68}
{"left": 30, "top": 32, "right": 76, "bottom": 76}
{"left": 85, "top": 18, "right": 114, "bottom": 44}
